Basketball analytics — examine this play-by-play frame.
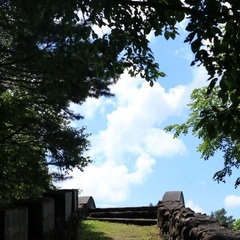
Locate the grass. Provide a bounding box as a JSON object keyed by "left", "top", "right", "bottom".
{"left": 78, "top": 220, "right": 160, "bottom": 240}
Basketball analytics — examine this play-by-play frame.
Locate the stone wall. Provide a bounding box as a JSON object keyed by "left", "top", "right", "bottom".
{"left": 157, "top": 192, "right": 240, "bottom": 240}
{"left": 0, "top": 189, "right": 85, "bottom": 240}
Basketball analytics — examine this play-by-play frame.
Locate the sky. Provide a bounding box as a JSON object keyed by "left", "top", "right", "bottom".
{"left": 56, "top": 22, "right": 240, "bottom": 220}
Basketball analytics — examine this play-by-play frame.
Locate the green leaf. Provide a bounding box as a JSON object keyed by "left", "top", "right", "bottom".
{"left": 191, "top": 39, "right": 202, "bottom": 53}
{"left": 207, "top": 78, "right": 217, "bottom": 95}
{"left": 164, "top": 31, "right": 171, "bottom": 40}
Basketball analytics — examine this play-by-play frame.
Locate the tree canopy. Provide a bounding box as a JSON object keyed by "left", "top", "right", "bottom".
{"left": 165, "top": 87, "right": 240, "bottom": 187}
{"left": 233, "top": 219, "right": 240, "bottom": 231}
{"left": 210, "top": 208, "right": 235, "bottom": 229}
{"left": 1, "top": 0, "right": 240, "bottom": 202}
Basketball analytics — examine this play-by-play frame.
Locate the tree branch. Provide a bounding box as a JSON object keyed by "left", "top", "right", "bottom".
{"left": 116, "top": 0, "right": 240, "bottom": 21}
{"left": 0, "top": 126, "right": 25, "bottom": 144}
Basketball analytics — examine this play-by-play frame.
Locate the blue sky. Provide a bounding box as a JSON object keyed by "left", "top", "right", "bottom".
{"left": 56, "top": 22, "right": 240, "bottom": 220}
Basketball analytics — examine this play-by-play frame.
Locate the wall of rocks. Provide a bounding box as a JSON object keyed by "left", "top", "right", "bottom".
{"left": 157, "top": 197, "right": 240, "bottom": 240}
{"left": 0, "top": 189, "right": 85, "bottom": 240}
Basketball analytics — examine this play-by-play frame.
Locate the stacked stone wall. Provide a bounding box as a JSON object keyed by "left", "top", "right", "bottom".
{"left": 157, "top": 201, "right": 240, "bottom": 240}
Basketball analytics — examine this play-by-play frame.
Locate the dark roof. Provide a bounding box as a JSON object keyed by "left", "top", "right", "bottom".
{"left": 162, "top": 191, "right": 185, "bottom": 206}
{"left": 78, "top": 196, "right": 96, "bottom": 208}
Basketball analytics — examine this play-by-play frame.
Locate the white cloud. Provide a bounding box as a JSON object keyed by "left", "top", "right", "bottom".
{"left": 127, "top": 153, "right": 156, "bottom": 184}
{"left": 70, "top": 66, "right": 207, "bottom": 123}
{"left": 70, "top": 100, "right": 100, "bottom": 120}
{"left": 56, "top": 153, "right": 155, "bottom": 203}
{"left": 89, "top": 73, "right": 187, "bottom": 161}
{"left": 147, "top": 30, "right": 157, "bottom": 43}
{"left": 224, "top": 195, "right": 240, "bottom": 208}
{"left": 70, "top": 97, "right": 114, "bottom": 120}
{"left": 61, "top": 66, "right": 208, "bottom": 205}
{"left": 144, "top": 128, "right": 186, "bottom": 157}
{"left": 186, "top": 200, "right": 204, "bottom": 213}
{"left": 92, "top": 24, "right": 111, "bottom": 38}
{"left": 190, "top": 66, "right": 209, "bottom": 88}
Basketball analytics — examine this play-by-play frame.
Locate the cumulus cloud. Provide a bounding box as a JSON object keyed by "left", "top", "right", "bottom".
{"left": 57, "top": 153, "right": 155, "bottom": 202}
{"left": 70, "top": 100, "right": 101, "bottom": 120}
{"left": 89, "top": 72, "right": 187, "bottom": 162}
{"left": 186, "top": 200, "right": 204, "bottom": 213}
{"left": 59, "top": 66, "right": 208, "bottom": 205}
{"left": 127, "top": 153, "right": 156, "bottom": 184}
{"left": 70, "top": 97, "right": 114, "bottom": 121}
{"left": 224, "top": 195, "right": 240, "bottom": 208}
{"left": 91, "top": 23, "right": 111, "bottom": 38}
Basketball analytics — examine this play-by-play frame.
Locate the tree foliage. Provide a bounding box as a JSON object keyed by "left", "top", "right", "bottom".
{"left": 184, "top": 1, "right": 240, "bottom": 144}
{"left": 0, "top": 0, "right": 180, "bottom": 203}
{"left": 164, "top": 0, "right": 240, "bottom": 187}
{"left": 210, "top": 208, "right": 235, "bottom": 229}
{"left": 233, "top": 219, "right": 240, "bottom": 231}
{"left": 1, "top": 0, "right": 240, "bottom": 202}
{"left": 165, "top": 87, "right": 240, "bottom": 187}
